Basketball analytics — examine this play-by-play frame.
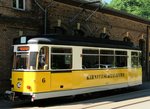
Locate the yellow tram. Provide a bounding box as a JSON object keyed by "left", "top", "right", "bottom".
{"left": 6, "top": 35, "right": 142, "bottom": 101}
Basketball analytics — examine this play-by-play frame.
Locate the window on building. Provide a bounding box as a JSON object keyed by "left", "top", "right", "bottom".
{"left": 38, "top": 47, "right": 49, "bottom": 70}
{"left": 13, "top": 0, "right": 25, "bottom": 10}
{"left": 51, "top": 48, "right": 72, "bottom": 70}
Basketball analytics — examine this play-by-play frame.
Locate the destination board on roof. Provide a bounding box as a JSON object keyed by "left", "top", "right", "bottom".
{"left": 17, "top": 46, "right": 29, "bottom": 51}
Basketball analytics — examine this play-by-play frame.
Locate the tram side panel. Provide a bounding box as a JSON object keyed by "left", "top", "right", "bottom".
{"left": 72, "top": 69, "right": 128, "bottom": 90}
{"left": 11, "top": 68, "right": 142, "bottom": 96}
{"left": 128, "top": 51, "right": 142, "bottom": 86}
{"left": 50, "top": 72, "right": 73, "bottom": 91}
{"left": 71, "top": 68, "right": 141, "bottom": 91}
{"left": 128, "top": 68, "right": 142, "bottom": 86}
{"left": 48, "top": 69, "right": 129, "bottom": 93}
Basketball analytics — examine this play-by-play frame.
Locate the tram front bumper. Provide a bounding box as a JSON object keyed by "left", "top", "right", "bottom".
{"left": 5, "top": 90, "right": 16, "bottom": 101}
{"left": 5, "top": 90, "right": 35, "bottom": 102}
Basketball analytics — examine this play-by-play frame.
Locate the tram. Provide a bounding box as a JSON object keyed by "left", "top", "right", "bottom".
{"left": 5, "top": 34, "right": 142, "bottom": 101}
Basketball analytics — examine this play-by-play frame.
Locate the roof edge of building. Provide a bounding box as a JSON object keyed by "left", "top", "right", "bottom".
{"left": 54, "top": 0, "right": 150, "bottom": 25}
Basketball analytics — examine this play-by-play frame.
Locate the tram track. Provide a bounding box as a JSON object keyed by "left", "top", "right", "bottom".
{"left": 82, "top": 96, "right": 150, "bottom": 109}
{"left": 67, "top": 89, "right": 150, "bottom": 109}
{"left": 8, "top": 88, "right": 150, "bottom": 109}
{"left": 112, "top": 98, "right": 150, "bottom": 109}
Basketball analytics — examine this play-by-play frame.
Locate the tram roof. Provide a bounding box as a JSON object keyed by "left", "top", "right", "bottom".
{"left": 13, "top": 34, "right": 140, "bottom": 50}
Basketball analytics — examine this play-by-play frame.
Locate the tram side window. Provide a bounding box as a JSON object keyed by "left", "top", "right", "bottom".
{"left": 38, "top": 47, "right": 49, "bottom": 70}
{"left": 51, "top": 48, "right": 72, "bottom": 69}
{"left": 82, "top": 49, "right": 99, "bottom": 69}
{"left": 115, "top": 51, "right": 127, "bottom": 67}
{"left": 131, "top": 52, "right": 138, "bottom": 67}
{"left": 100, "top": 50, "right": 114, "bottom": 68}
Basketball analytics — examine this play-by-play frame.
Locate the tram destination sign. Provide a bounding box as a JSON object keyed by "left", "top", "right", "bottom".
{"left": 87, "top": 73, "right": 125, "bottom": 80}
{"left": 17, "top": 46, "right": 29, "bottom": 51}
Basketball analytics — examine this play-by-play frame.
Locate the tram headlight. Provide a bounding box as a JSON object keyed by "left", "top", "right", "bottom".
{"left": 17, "top": 82, "right": 21, "bottom": 88}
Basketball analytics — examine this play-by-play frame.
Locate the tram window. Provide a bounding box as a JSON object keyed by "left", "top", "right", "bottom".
{"left": 52, "top": 48, "right": 72, "bottom": 53}
{"left": 131, "top": 52, "right": 138, "bottom": 67}
{"left": 115, "top": 56, "right": 127, "bottom": 67}
{"left": 132, "top": 52, "right": 138, "bottom": 56}
{"left": 115, "top": 51, "right": 127, "bottom": 55}
{"left": 139, "top": 52, "right": 142, "bottom": 67}
{"left": 115, "top": 51, "right": 127, "bottom": 67}
{"left": 100, "top": 50, "right": 114, "bottom": 54}
{"left": 100, "top": 50, "right": 114, "bottom": 68}
{"left": 38, "top": 47, "right": 49, "bottom": 70}
{"left": 83, "top": 49, "right": 99, "bottom": 54}
{"left": 83, "top": 55, "right": 99, "bottom": 68}
{"left": 100, "top": 56, "right": 114, "bottom": 68}
{"left": 51, "top": 48, "right": 72, "bottom": 69}
{"left": 13, "top": 52, "right": 29, "bottom": 69}
{"left": 82, "top": 49, "right": 99, "bottom": 69}
{"left": 30, "top": 52, "right": 38, "bottom": 70}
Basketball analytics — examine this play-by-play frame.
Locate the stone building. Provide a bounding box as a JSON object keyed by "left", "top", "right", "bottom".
{"left": 41, "top": 0, "right": 149, "bottom": 81}
{"left": 0, "top": 0, "right": 149, "bottom": 93}
{"left": 0, "top": 0, "right": 39, "bottom": 93}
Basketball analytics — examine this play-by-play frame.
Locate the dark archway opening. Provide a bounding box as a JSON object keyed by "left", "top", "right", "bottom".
{"left": 50, "top": 26, "right": 67, "bottom": 35}
{"left": 139, "top": 39, "right": 146, "bottom": 81}
{"left": 123, "top": 37, "right": 131, "bottom": 42}
{"left": 73, "top": 29, "right": 85, "bottom": 37}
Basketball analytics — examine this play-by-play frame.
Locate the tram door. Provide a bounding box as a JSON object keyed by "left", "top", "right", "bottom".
{"left": 128, "top": 51, "right": 142, "bottom": 86}
{"left": 50, "top": 47, "right": 73, "bottom": 91}
{"left": 36, "top": 46, "right": 50, "bottom": 92}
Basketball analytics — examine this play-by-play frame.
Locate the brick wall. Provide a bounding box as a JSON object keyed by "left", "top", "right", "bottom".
{"left": 0, "top": 0, "right": 40, "bottom": 93}
{"left": 46, "top": 1, "right": 147, "bottom": 46}
{"left": 0, "top": 20, "right": 39, "bottom": 93}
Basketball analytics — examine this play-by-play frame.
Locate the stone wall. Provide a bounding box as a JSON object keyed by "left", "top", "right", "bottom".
{"left": 46, "top": 1, "right": 147, "bottom": 46}
{"left": 0, "top": 0, "right": 40, "bottom": 93}
{"left": 0, "top": 20, "right": 39, "bottom": 93}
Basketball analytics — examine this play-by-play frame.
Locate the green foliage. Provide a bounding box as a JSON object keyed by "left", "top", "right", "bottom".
{"left": 108, "top": 0, "right": 150, "bottom": 19}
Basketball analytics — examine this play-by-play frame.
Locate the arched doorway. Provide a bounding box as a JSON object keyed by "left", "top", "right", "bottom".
{"left": 139, "top": 39, "right": 145, "bottom": 51}
{"left": 123, "top": 37, "right": 131, "bottom": 42}
{"left": 139, "top": 39, "right": 146, "bottom": 81}
{"left": 73, "top": 29, "right": 85, "bottom": 37}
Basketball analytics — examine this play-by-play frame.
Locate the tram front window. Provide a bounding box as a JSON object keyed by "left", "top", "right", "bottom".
{"left": 13, "top": 52, "right": 29, "bottom": 69}
{"left": 13, "top": 52, "right": 38, "bottom": 70}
